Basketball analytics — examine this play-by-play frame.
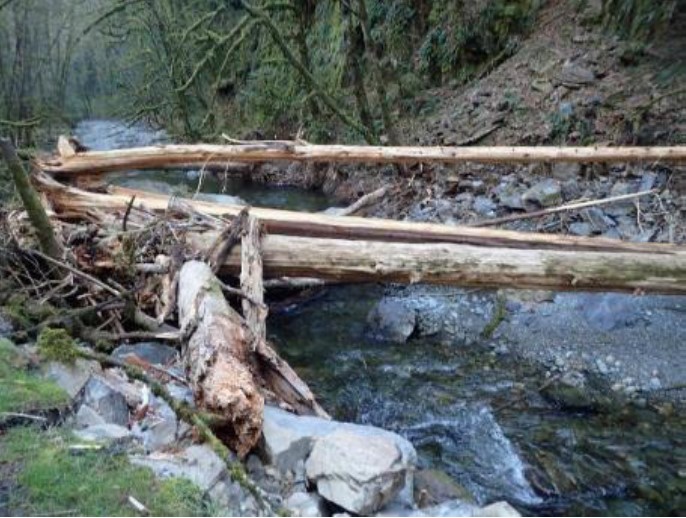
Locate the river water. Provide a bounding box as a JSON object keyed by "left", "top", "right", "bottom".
{"left": 74, "top": 120, "right": 686, "bottom": 516}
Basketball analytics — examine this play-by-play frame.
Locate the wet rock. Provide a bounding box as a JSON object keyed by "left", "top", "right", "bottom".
{"left": 43, "top": 359, "right": 101, "bottom": 398}
{"left": 404, "top": 406, "right": 539, "bottom": 506}
{"left": 129, "top": 444, "right": 226, "bottom": 492}
{"left": 474, "top": 502, "right": 521, "bottom": 517}
{"left": 306, "top": 429, "right": 413, "bottom": 515}
{"left": 82, "top": 376, "right": 130, "bottom": 426}
{"left": 367, "top": 299, "right": 416, "bottom": 344}
{"left": 473, "top": 196, "right": 497, "bottom": 217}
{"left": 414, "top": 468, "right": 475, "bottom": 507}
{"left": 75, "top": 404, "right": 106, "bottom": 428}
{"left": 112, "top": 342, "right": 178, "bottom": 366}
{"left": 540, "top": 371, "right": 614, "bottom": 411}
{"left": 74, "top": 424, "right": 132, "bottom": 442}
{"left": 285, "top": 491, "right": 327, "bottom": 517}
{"left": 639, "top": 172, "right": 657, "bottom": 192}
{"left": 132, "top": 394, "right": 178, "bottom": 452}
{"left": 522, "top": 179, "right": 562, "bottom": 208}
{"left": 551, "top": 162, "right": 582, "bottom": 181}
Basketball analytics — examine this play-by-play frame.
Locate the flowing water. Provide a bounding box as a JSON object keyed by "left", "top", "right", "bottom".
{"left": 75, "top": 119, "right": 686, "bottom": 516}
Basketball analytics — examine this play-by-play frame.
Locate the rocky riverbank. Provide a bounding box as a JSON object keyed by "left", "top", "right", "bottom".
{"left": 364, "top": 284, "right": 686, "bottom": 407}
{"left": 0, "top": 321, "right": 523, "bottom": 517}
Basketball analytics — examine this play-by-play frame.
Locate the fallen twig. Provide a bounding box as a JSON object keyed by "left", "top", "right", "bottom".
{"left": 472, "top": 189, "right": 656, "bottom": 227}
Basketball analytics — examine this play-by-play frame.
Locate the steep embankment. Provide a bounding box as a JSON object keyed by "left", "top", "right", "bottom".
{"left": 258, "top": 0, "right": 685, "bottom": 244}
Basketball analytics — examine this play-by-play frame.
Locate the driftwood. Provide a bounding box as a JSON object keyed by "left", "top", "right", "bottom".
{"left": 39, "top": 141, "right": 686, "bottom": 174}
{"left": 178, "top": 260, "right": 265, "bottom": 457}
{"left": 194, "top": 234, "right": 686, "bottom": 294}
{"left": 333, "top": 186, "right": 389, "bottom": 216}
{"left": 33, "top": 172, "right": 676, "bottom": 254}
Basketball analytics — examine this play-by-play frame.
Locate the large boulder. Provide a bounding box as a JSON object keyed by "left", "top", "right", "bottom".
{"left": 306, "top": 429, "right": 411, "bottom": 514}
{"left": 261, "top": 407, "right": 416, "bottom": 515}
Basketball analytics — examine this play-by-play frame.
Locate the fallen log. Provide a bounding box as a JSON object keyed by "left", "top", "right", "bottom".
{"left": 38, "top": 142, "right": 686, "bottom": 174}
{"left": 178, "top": 260, "right": 265, "bottom": 458}
{"left": 188, "top": 234, "right": 686, "bottom": 294}
{"left": 178, "top": 260, "right": 327, "bottom": 457}
{"left": 33, "top": 171, "right": 679, "bottom": 254}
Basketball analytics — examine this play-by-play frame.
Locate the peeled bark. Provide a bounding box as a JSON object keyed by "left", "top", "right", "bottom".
{"left": 39, "top": 142, "right": 686, "bottom": 175}
{"left": 177, "top": 260, "right": 264, "bottom": 458}
{"left": 199, "top": 234, "right": 686, "bottom": 294}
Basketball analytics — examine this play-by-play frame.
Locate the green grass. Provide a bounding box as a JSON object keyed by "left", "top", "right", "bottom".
{"left": 0, "top": 338, "right": 69, "bottom": 414}
{"left": 0, "top": 427, "right": 213, "bottom": 516}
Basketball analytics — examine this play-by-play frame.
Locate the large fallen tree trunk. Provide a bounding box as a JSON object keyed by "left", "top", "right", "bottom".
{"left": 178, "top": 260, "right": 327, "bottom": 457}
{"left": 33, "top": 171, "right": 678, "bottom": 254}
{"left": 190, "top": 234, "right": 686, "bottom": 294}
{"left": 39, "top": 142, "right": 686, "bottom": 175}
{"left": 178, "top": 260, "right": 265, "bottom": 457}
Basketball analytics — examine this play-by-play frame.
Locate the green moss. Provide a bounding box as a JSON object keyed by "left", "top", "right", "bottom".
{"left": 0, "top": 338, "right": 69, "bottom": 414}
{"left": 0, "top": 427, "right": 211, "bottom": 516}
{"left": 481, "top": 295, "right": 507, "bottom": 339}
{"left": 37, "top": 327, "right": 78, "bottom": 364}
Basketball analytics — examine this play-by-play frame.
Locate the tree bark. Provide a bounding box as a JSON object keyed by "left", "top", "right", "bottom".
{"left": 177, "top": 260, "right": 264, "bottom": 458}
{"left": 40, "top": 142, "right": 686, "bottom": 175}
{"left": 0, "top": 138, "right": 62, "bottom": 258}
{"left": 240, "top": 215, "right": 267, "bottom": 344}
{"left": 201, "top": 234, "right": 686, "bottom": 294}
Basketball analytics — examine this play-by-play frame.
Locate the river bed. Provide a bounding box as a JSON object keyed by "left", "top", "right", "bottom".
{"left": 73, "top": 119, "right": 686, "bottom": 516}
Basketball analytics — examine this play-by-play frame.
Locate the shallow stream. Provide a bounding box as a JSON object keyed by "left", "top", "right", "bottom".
{"left": 75, "top": 119, "right": 686, "bottom": 516}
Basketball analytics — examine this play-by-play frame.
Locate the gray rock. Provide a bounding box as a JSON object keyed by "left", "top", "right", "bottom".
{"left": 495, "top": 184, "right": 525, "bottom": 210}
{"left": 581, "top": 207, "right": 615, "bottom": 231}
{"left": 112, "top": 342, "right": 178, "bottom": 366}
{"left": 74, "top": 424, "right": 132, "bottom": 442}
{"left": 285, "top": 491, "right": 327, "bottom": 517}
{"left": 43, "top": 359, "right": 101, "bottom": 398}
{"left": 75, "top": 404, "right": 106, "bottom": 428}
{"left": 82, "top": 376, "right": 130, "bottom": 426}
{"left": 410, "top": 499, "right": 521, "bottom": 517}
{"left": 558, "top": 62, "right": 595, "bottom": 85}
{"left": 306, "top": 429, "right": 412, "bottom": 515}
{"left": 132, "top": 395, "right": 178, "bottom": 452}
{"left": 165, "top": 382, "right": 194, "bottom": 406}
{"left": 473, "top": 196, "right": 497, "bottom": 217}
{"left": 414, "top": 468, "right": 475, "bottom": 508}
{"left": 209, "top": 479, "right": 259, "bottom": 516}
{"left": 551, "top": 162, "right": 581, "bottom": 181}
{"left": 367, "top": 299, "right": 416, "bottom": 343}
{"left": 522, "top": 179, "right": 562, "bottom": 208}
{"left": 262, "top": 407, "right": 416, "bottom": 510}
{"left": 569, "top": 222, "right": 593, "bottom": 236}
{"left": 129, "top": 444, "right": 226, "bottom": 491}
